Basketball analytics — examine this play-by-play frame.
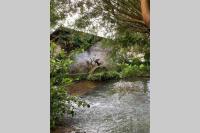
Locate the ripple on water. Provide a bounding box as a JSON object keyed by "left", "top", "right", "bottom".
{"left": 64, "top": 79, "right": 150, "bottom": 133}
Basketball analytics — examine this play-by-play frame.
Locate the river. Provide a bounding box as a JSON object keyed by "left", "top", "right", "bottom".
{"left": 53, "top": 78, "right": 150, "bottom": 133}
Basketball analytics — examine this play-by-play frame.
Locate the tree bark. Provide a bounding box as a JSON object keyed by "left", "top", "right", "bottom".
{"left": 140, "top": 0, "right": 150, "bottom": 27}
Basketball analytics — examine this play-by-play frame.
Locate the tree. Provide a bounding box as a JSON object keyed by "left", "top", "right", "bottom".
{"left": 141, "top": 0, "right": 150, "bottom": 27}
{"left": 50, "top": 0, "right": 150, "bottom": 35}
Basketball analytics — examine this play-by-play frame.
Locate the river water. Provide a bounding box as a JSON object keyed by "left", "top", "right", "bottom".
{"left": 53, "top": 78, "right": 150, "bottom": 133}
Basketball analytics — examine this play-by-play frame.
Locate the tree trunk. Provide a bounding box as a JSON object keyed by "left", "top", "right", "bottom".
{"left": 140, "top": 0, "right": 150, "bottom": 27}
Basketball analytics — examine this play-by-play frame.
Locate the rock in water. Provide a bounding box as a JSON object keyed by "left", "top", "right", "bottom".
{"left": 113, "top": 81, "right": 144, "bottom": 92}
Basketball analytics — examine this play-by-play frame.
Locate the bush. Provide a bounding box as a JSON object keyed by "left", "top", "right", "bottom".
{"left": 50, "top": 43, "right": 89, "bottom": 129}
{"left": 50, "top": 86, "right": 67, "bottom": 128}
{"left": 50, "top": 27, "right": 102, "bottom": 52}
{"left": 50, "top": 86, "right": 89, "bottom": 129}
{"left": 119, "top": 63, "right": 150, "bottom": 78}
{"left": 87, "top": 71, "right": 120, "bottom": 81}
{"left": 120, "top": 64, "right": 138, "bottom": 78}
{"left": 86, "top": 63, "right": 149, "bottom": 81}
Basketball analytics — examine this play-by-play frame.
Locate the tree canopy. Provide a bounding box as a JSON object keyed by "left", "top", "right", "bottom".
{"left": 50, "top": 0, "right": 150, "bottom": 35}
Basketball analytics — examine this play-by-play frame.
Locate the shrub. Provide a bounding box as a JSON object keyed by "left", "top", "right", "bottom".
{"left": 50, "top": 86, "right": 89, "bottom": 128}
{"left": 87, "top": 71, "right": 120, "bottom": 81}
{"left": 119, "top": 63, "right": 150, "bottom": 78}
{"left": 120, "top": 64, "right": 138, "bottom": 78}
{"left": 50, "top": 43, "right": 89, "bottom": 129}
{"left": 50, "top": 86, "right": 67, "bottom": 128}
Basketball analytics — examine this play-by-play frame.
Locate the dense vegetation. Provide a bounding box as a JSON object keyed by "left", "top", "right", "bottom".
{"left": 50, "top": 0, "right": 150, "bottom": 130}
{"left": 50, "top": 43, "right": 89, "bottom": 128}
{"left": 50, "top": 28, "right": 149, "bottom": 129}
{"left": 50, "top": 0, "right": 150, "bottom": 34}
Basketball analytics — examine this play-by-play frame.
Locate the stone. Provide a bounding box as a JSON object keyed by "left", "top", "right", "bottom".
{"left": 113, "top": 81, "right": 144, "bottom": 92}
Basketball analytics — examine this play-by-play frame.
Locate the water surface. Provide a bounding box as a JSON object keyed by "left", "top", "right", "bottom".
{"left": 63, "top": 78, "right": 150, "bottom": 133}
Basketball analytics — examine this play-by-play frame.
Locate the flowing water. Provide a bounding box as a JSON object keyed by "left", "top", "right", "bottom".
{"left": 56, "top": 78, "right": 150, "bottom": 133}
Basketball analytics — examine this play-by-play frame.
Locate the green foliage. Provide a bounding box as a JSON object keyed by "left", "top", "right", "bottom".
{"left": 119, "top": 64, "right": 138, "bottom": 78}
{"left": 110, "top": 30, "right": 150, "bottom": 66}
{"left": 50, "top": 0, "right": 150, "bottom": 129}
{"left": 119, "top": 63, "right": 149, "bottom": 78}
{"left": 87, "top": 71, "right": 120, "bottom": 81}
{"left": 116, "top": 31, "right": 149, "bottom": 47}
{"left": 50, "top": 86, "right": 89, "bottom": 129}
{"left": 50, "top": 50, "right": 73, "bottom": 86}
{"left": 50, "top": 0, "right": 149, "bottom": 34}
{"left": 50, "top": 0, "right": 67, "bottom": 28}
{"left": 86, "top": 62, "right": 149, "bottom": 80}
{"left": 69, "top": 29, "right": 101, "bottom": 50}
{"left": 50, "top": 43, "right": 89, "bottom": 129}
{"left": 50, "top": 86, "right": 67, "bottom": 128}
{"left": 50, "top": 27, "right": 102, "bottom": 53}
